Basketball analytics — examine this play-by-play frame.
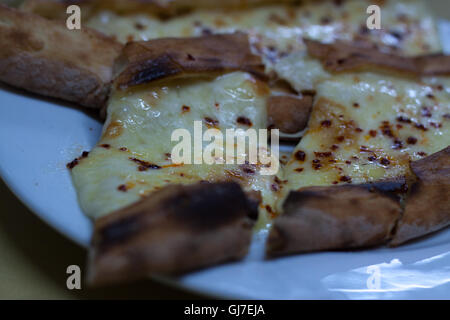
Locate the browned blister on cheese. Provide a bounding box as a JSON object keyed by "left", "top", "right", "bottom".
{"left": 305, "top": 39, "right": 450, "bottom": 77}
{"left": 266, "top": 179, "right": 406, "bottom": 257}
{"left": 390, "top": 146, "right": 450, "bottom": 246}
{"left": 87, "top": 182, "right": 257, "bottom": 286}
{"left": 114, "top": 32, "right": 266, "bottom": 89}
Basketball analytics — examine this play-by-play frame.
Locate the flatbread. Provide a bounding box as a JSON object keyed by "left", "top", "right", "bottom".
{"left": 267, "top": 180, "right": 405, "bottom": 257}
{"left": 390, "top": 146, "right": 450, "bottom": 245}
{"left": 87, "top": 182, "right": 257, "bottom": 286}
{"left": 0, "top": 4, "right": 122, "bottom": 108}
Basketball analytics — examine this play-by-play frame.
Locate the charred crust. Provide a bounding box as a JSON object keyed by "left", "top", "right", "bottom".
{"left": 390, "top": 146, "right": 450, "bottom": 246}
{"left": 266, "top": 94, "right": 313, "bottom": 134}
{"left": 163, "top": 182, "right": 257, "bottom": 230}
{"left": 305, "top": 38, "right": 450, "bottom": 76}
{"left": 114, "top": 32, "right": 265, "bottom": 89}
{"left": 267, "top": 181, "right": 404, "bottom": 257}
{"left": 89, "top": 182, "right": 258, "bottom": 285}
{"left": 94, "top": 182, "right": 257, "bottom": 253}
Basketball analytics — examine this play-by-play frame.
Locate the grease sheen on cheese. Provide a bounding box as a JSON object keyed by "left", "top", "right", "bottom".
{"left": 86, "top": 0, "right": 442, "bottom": 81}
{"left": 282, "top": 72, "right": 450, "bottom": 209}
{"left": 71, "top": 72, "right": 282, "bottom": 227}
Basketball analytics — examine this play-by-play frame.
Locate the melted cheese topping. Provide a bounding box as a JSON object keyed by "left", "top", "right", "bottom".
{"left": 282, "top": 72, "right": 450, "bottom": 207}
{"left": 86, "top": 0, "right": 441, "bottom": 76}
{"left": 71, "top": 72, "right": 282, "bottom": 227}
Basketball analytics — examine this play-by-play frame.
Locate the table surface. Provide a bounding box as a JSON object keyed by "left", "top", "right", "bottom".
{"left": 1, "top": 0, "right": 449, "bottom": 300}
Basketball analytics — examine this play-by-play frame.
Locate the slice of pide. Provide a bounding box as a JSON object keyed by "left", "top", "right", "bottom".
{"left": 87, "top": 182, "right": 257, "bottom": 286}
{"left": 0, "top": 4, "right": 123, "bottom": 108}
{"left": 69, "top": 33, "right": 282, "bottom": 228}
{"left": 390, "top": 146, "right": 450, "bottom": 246}
{"left": 20, "top": 0, "right": 443, "bottom": 138}
{"left": 271, "top": 44, "right": 450, "bottom": 255}
{"left": 267, "top": 180, "right": 405, "bottom": 257}
{"left": 304, "top": 39, "right": 450, "bottom": 77}
{"left": 113, "top": 32, "right": 266, "bottom": 89}
{"left": 282, "top": 71, "right": 450, "bottom": 196}
{"left": 25, "top": 0, "right": 441, "bottom": 78}
{"left": 20, "top": 0, "right": 299, "bottom": 19}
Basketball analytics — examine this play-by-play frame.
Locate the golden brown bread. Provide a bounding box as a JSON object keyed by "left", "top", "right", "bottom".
{"left": 113, "top": 32, "right": 266, "bottom": 89}
{"left": 305, "top": 39, "right": 450, "bottom": 76}
{"left": 390, "top": 146, "right": 450, "bottom": 246}
{"left": 267, "top": 94, "right": 313, "bottom": 134}
{"left": 266, "top": 180, "right": 406, "bottom": 257}
{"left": 87, "top": 182, "right": 257, "bottom": 286}
{"left": 0, "top": 4, "right": 123, "bottom": 108}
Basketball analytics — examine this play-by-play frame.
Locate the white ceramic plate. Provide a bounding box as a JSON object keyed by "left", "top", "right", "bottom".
{"left": 1, "top": 23, "right": 450, "bottom": 301}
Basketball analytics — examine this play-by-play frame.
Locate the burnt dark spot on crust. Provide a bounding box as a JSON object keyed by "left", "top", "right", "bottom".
{"left": 417, "top": 151, "right": 428, "bottom": 157}
{"left": 129, "top": 157, "right": 162, "bottom": 171}
{"left": 241, "top": 164, "right": 256, "bottom": 175}
{"left": 369, "top": 130, "right": 377, "bottom": 137}
{"left": 407, "top": 136, "right": 417, "bottom": 144}
{"left": 97, "top": 182, "right": 257, "bottom": 252}
{"left": 66, "top": 151, "right": 89, "bottom": 170}
{"left": 321, "top": 120, "right": 332, "bottom": 127}
{"left": 271, "top": 184, "right": 280, "bottom": 192}
{"left": 181, "top": 105, "right": 190, "bottom": 113}
{"left": 165, "top": 182, "right": 258, "bottom": 229}
{"left": 331, "top": 144, "right": 339, "bottom": 151}
{"left": 66, "top": 159, "right": 79, "bottom": 170}
{"left": 100, "top": 144, "right": 111, "bottom": 149}
{"left": 204, "top": 117, "right": 219, "bottom": 128}
{"left": 360, "top": 178, "right": 408, "bottom": 200}
{"left": 295, "top": 167, "right": 304, "bottom": 172}
{"left": 294, "top": 150, "right": 306, "bottom": 161}
{"left": 314, "top": 152, "right": 332, "bottom": 158}
{"left": 134, "top": 23, "right": 146, "bottom": 30}
{"left": 396, "top": 116, "right": 412, "bottom": 124}
{"left": 380, "top": 121, "right": 395, "bottom": 138}
{"left": 98, "top": 214, "right": 142, "bottom": 249}
{"left": 430, "top": 122, "right": 442, "bottom": 128}
{"left": 339, "top": 176, "right": 352, "bottom": 183}
{"left": 414, "top": 123, "right": 428, "bottom": 131}
{"left": 380, "top": 158, "right": 391, "bottom": 166}
{"left": 312, "top": 159, "right": 322, "bottom": 170}
{"left": 119, "top": 147, "right": 128, "bottom": 152}
{"left": 117, "top": 184, "right": 127, "bottom": 192}
{"left": 236, "top": 116, "right": 252, "bottom": 126}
